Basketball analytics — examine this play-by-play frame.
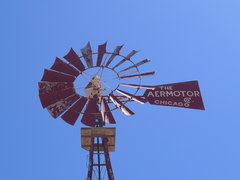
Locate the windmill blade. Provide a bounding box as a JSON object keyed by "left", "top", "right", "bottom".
{"left": 96, "top": 42, "right": 107, "bottom": 66}
{"left": 112, "top": 50, "right": 138, "bottom": 70}
{"left": 64, "top": 48, "right": 85, "bottom": 72}
{"left": 100, "top": 98, "right": 116, "bottom": 124}
{"left": 109, "top": 94, "right": 134, "bottom": 116}
{"left": 105, "top": 45, "right": 123, "bottom": 67}
{"left": 118, "top": 59, "right": 150, "bottom": 73}
{"left": 50, "top": 57, "right": 80, "bottom": 77}
{"left": 120, "top": 71, "right": 155, "bottom": 79}
{"left": 47, "top": 94, "right": 80, "bottom": 118}
{"left": 39, "top": 88, "right": 75, "bottom": 108}
{"left": 81, "top": 98, "right": 98, "bottom": 127}
{"left": 38, "top": 82, "right": 73, "bottom": 94}
{"left": 81, "top": 42, "right": 93, "bottom": 68}
{"left": 116, "top": 89, "right": 146, "bottom": 104}
{"left": 41, "top": 69, "right": 75, "bottom": 82}
{"left": 61, "top": 97, "right": 87, "bottom": 125}
{"left": 143, "top": 81, "right": 205, "bottom": 110}
{"left": 119, "top": 83, "right": 156, "bottom": 90}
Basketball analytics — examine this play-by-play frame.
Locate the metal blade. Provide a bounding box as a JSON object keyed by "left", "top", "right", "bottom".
{"left": 119, "top": 83, "right": 156, "bottom": 90}
{"left": 61, "top": 97, "right": 87, "bottom": 125}
{"left": 116, "top": 89, "right": 146, "bottom": 104}
{"left": 38, "top": 82, "right": 73, "bottom": 94}
{"left": 112, "top": 50, "right": 138, "bottom": 69}
{"left": 64, "top": 48, "right": 85, "bottom": 72}
{"left": 120, "top": 71, "right": 155, "bottom": 79}
{"left": 41, "top": 69, "right": 75, "bottom": 82}
{"left": 118, "top": 59, "right": 150, "bottom": 73}
{"left": 105, "top": 45, "right": 123, "bottom": 67}
{"left": 96, "top": 42, "right": 107, "bottom": 66}
{"left": 109, "top": 94, "right": 134, "bottom": 116}
{"left": 47, "top": 94, "right": 80, "bottom": 118}
{"left": 39, "top": 88, "right": 75, "bottom": 108}
{"left": 100, "top": 98, "right": 116, "bottom": 124}
{"left": 81, "top": 98, "right": 98, "bottom": 127}
{"left": 51, "top": 57, "right": 80, "bottom": 77}
{"left": 81, "top": 42, "right": 93, "bottom": 68}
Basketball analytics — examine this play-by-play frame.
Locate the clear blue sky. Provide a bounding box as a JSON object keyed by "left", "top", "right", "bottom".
{"left": 1, "top": 0, "right": 240, "bottom": 179}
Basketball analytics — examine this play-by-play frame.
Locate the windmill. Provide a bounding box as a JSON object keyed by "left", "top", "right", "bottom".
{"left": 38, "top": 42, "right": 205, "bottom": 180}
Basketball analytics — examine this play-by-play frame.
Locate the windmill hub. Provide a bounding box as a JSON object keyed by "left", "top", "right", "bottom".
{"left": 74, "top": 66, "right": 121, "bottom": 97}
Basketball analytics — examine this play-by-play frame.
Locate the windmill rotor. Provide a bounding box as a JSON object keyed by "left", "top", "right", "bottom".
{"left": 39, "top": 42, "right": 156, "bottom": 127}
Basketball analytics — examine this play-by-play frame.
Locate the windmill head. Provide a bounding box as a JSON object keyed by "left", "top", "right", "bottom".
{"left": 38, "top": 42, "right": 205, "bottom": 127}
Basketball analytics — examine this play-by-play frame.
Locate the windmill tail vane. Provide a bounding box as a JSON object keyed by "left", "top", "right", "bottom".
{"left": 38, "top": 41, "right": 205, "bottom": 180}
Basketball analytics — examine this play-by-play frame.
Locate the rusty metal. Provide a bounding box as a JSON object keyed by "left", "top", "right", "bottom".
{"left": 81, "top": 42, "right": 93, "bottom": 68}
{"left": 41, "top": 69, "right": 75, "bottom": 82}
{"left": 81, "top": 98, "right": 98, "bottom": 127}
{"left": 50, "top": 57, "right": 80, "bottom": 77}
{"left": 118, "top": 59, "right": 150, "bottom": 73}
{"left": 97, "top": 42, "right": 107, "bottom": 66}
{"left": 119, "top": 83, "right": 156, "bottom": 90}
{"left": 105, "top": 45, "right": 123, "bottom": 67}
{"left": 120, "top": 71, "right": 155, "bottom": 79}
{"left": 109, "top": 94, "right": 134, "bottom": 116}
{"left": 46, "top": 94, "right": 80, "bottom": 118}
{"left": 100, "top": 98, "right": 116, "bottom": 124}
{"left": 64, "top": 48, "right": 85, "bottom": 72}
{"left": 112, "top": 50, "right": 138, "bottom": 69}
{"left": 116, "top": 89, "right": 146, "bottom": 104}
{"left": 61, "top": 97, "right": 87, "bottom": 125}
{"left": 39, "top": 88, "right": 75, "bottom": 108}
{"left": 38, "top": 82, "right": 73, "bottom": 94}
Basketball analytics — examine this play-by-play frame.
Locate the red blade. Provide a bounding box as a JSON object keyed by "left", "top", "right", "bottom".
{"left": 100, "top": 98, "right": 116, "bottom": 124}
{"left": 64, "top": 48, "right": 85, "bottom": 72}
{"left": 116, "top": 89, "right": 146, "bottom": 104}
{"left": 38, "top": 82, "right": 73, "bottom": 94}
{"left": 39, "top": 88, "right": 75, "bottom": 108}
{"left": 61, "top": 97, "right": 87, "bottom": 125}
{"left": 47, "top": 94, "right": 80, "bottom": 118}
{"left": 119, "top": 83, "right": 156, "bottom": 90}
{"left": 96, "top": 42, "right": 107, "bottom": 66}
{"left": 120, "top": 71, "right": 155, "bottom": 79}
{"left": 143, "top": 81, "right": 205, "bottom": 110}
{"left": 81, "top": 98, "right": 98, "bottom": 127}
{"left": 112, "top": 50, "right": 138, "bottom": 69}
{"left": 118, "top": 59, "right": 150, "bottom": 73}
{"left": 81, "top": 42, "right": 93, "bottom": 68}
{"left": 41, "top": 69, "right": 75, "bottom": 82}
{"left": 109, "top": 94, "right": 134, "bottom": 116}
{"left": 50, "top": 57, "right": 80, "bottom": 77}
{"left": 105, "top": 45, "right": 123, "bottom": 67}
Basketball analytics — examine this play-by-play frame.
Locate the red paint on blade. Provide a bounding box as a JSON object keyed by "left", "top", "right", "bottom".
{"left": 51, "top": 57, "right": 80, "bottom": 77}
{"left": 100, "top": 98, "right": 116, "bottom": 124}
{"left": 64, "top": 48, "right": 85, "bottom": 72}
{"left": 81, "top": 99, "right": 97, "bottom": 127}
{"left": 39, "top": 88, "right": 75, "bottom": 108}
{"left": 47, "top": 94, "right": 80, "bottom": 118}
{"left": 96, "top": 42, "right": 107, "bottom": 66}
{"left": 61, "top": 97, "right": 87, "bottom": 125}
{"left": 38, "top": 82, "right": 73, "bottom": 94}
{"left": 41, "top": 69, "right": 75, "bottom": 82}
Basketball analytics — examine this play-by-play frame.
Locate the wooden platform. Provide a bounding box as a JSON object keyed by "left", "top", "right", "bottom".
{"left": 81, "top": 127, "right": 116, "bottom": 152}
